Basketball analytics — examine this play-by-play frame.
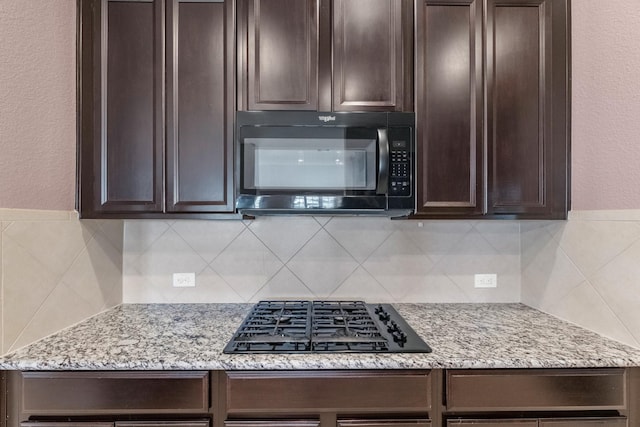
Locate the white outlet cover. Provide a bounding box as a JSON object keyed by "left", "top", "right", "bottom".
{"left": 173, "top": 272, "right": 196, "bottom": 288}
{"left": 474, "top": 273, "right": 497, "bottom": 288}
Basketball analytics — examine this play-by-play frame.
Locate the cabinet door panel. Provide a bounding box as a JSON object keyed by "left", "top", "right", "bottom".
{"left": 487, "top": 0, "right": 568, "bottom": 217}
{"left": 166, "top": 0, "right": 234, "bottom": 212}
{"left": 241, "top": 0, "right": 319, "bottom": 110}
{"left": 415, "top": 0, "right": 483, "bottom": 214}
{"left": 333, "top": 0, "right": 410, "bottom": 111}
{"left": 98, "top": 0, "right": 164, "bottom": 213}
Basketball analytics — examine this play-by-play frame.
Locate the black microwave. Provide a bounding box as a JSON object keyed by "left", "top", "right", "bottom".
{"left": 235, "top": 111, "right": 415, "bottom": 216}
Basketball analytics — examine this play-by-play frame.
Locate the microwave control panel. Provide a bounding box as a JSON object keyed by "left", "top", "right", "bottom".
{"left": 389, "top": 138, "right": 411, "bottom": 197}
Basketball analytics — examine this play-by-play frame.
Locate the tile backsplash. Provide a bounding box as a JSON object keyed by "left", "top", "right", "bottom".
{"left": 123, "top": 218, "right": 521, "bottom": 304}
{"left": 3, "top": 208, "right": 640, "bottom": 354}
{"left": 0, "top": 209, "right": 123, "bottom": 354}
{"left": 521, "top": 211, "right": 640, "bottom": 349}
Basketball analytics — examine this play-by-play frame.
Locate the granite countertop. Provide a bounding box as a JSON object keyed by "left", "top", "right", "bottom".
{"left": 1, "top": 303, "right": 640, "bottom": 370}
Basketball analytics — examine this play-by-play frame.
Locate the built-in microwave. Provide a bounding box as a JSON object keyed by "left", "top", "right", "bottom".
{"left": 236, "top": 111, "right": 415, "bottom": 216}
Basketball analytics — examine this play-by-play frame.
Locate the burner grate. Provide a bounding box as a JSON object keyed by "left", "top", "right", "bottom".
{"left": 223, "top": 300, "right": 431, "bottom": 354}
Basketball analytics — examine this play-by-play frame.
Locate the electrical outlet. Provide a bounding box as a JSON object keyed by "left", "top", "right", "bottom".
{"left": 173, "top": 272, "right": 196, "bottom": 288}
{"left": 474, "top": 273, "right": 497, "bottom": 288}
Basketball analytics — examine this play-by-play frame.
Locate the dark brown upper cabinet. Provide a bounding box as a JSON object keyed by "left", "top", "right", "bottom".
{"left": 78, "top": 0, "right": 235, "bottom": 218}
{"left": 414, "top": 0, "right": 570, "bottom": 219}
{"left": 237, "top": 0, "right": 413, "bottom": 112}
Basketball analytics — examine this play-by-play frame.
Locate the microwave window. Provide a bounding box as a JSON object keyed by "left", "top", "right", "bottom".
{"left": 243, "top": 138, "right": 377, "bottom": 191}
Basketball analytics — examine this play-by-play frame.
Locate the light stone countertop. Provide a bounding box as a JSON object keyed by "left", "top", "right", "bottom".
{"left": 1, "top": 303, "right": 640, "bottom": 370}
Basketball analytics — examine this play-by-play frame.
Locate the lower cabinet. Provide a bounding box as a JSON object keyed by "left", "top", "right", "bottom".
{"left": 5, "top": 369, "right": 640, "bottom": 427}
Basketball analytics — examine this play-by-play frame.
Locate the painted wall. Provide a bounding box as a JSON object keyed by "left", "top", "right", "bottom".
{"left": 571, "top": 0, "right": 640, "bottom": 210}
{"left": 0, "top": 0, "right": 76, "bottom": 210}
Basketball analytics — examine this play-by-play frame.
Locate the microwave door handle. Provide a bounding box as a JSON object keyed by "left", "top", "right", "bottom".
{"left": 376, "top": 128, "right": 390, "bottom": 195}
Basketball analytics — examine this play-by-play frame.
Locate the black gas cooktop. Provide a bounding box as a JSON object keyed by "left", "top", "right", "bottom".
{"left": 223, "top": 300, "right": 432, "bottom": 354}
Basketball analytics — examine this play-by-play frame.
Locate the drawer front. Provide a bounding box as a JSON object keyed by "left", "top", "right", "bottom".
{"left": 447, "top": 421, "right": 538, "bottom": 427}
{"left": 447, "top": 418, "right": 627, "bottom": 427}
{"left": 446, "top": 369, "right": 626, "bottom": 411}
{"left": 225, "top": 421, "right": 320, "bottom": 427}
{"left": 539, "top": 418, "right": 627, "bottom": 427}
{"left": 338, "top": 419, "right": 431, "bottom": 427}
{"left": 225, "top": 371, "right": 431, "bottom": 413}
{"left": 21, "top": 371, "right": 210, "bottom": 414}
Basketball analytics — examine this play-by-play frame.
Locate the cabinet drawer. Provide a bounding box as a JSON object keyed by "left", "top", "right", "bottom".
{"left": 21, "top": 371, "right": 209, "bottom": 414}
{"left": 225, "top": 371, "right": 431, "bottom": 413}
{"left": 447, "top": 418, "right": 627, "bottom": 427}
{"left": 338, "top": 419, "right": 431, "bottom": 427}
{"left": 447, "top": 421, "right": 538, "bottom": 427}
{"left": 539, "top": 418, "right": 627, "bottom": 427}
{"left": 446, "top": 369, "right": 626, "bottom": 411}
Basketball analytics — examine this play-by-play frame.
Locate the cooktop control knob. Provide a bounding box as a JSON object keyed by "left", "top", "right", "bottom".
{"left": 392, "top": 331, "right": 407, "bottom": 345}
{"left": 378, "top": 310, "right": 391, "bottom": 322}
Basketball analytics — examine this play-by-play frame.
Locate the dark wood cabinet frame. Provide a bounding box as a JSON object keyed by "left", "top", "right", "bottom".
{"left": 77, "top": 0, "right": 237, "bottom": 219}
{"left": 413, "top": 0, "right": 570, "bottom": 220}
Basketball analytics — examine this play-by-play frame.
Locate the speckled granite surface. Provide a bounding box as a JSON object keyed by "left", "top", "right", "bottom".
{"left": 1, "top": 303, "right": 640, "bottom": 370}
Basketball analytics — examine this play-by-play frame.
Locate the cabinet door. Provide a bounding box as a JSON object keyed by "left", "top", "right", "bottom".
{"left": 80, "top": 0, "right": 165, "bottom": 215}
{"left": 238, "top": 0, "right": 320, "bottom": 110}
{"left": 415, "top": 0, "right": 483, "bottom": 215}
{"left": 166, "top": 0, "right": 234, "bottom": 212}
{"left": 486, "top": 0, "right": 569, "bottom": 217}
{"left": 332, "top": 0, "right": 412, "bottom": 111}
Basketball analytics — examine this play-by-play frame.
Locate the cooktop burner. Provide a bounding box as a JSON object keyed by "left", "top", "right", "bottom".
{"left": 223, "top": 300, "right": 432, "bottom": 354}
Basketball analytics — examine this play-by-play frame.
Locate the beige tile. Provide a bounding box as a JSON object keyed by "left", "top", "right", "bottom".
{"left": 521, "top": 237, "right": 586, "bottom": 309}
{"left": 556, "top": 220, "right": 640, "bottom": 278}
{"left": 8, "top": 282, "right": 97, "bottom": 352}
{"left": 210, "top": 229, "right": 283, "bottom": 301}
{"left": 473, "top": 221, "right": 521, "bottom": 255}
{"left": 60, "top": 231, "right": 123, "bottom": 312}
{"left": 249, "top": 217, "right": 320, "bottom": 263}
{"left": 437, "top": 231, "right": 510, "bottom": 276}
{"left": 329, "top": 267, "right": 394, "bottom": 302}
{"left": 171, "top": 220, "right": 246, "bottom": 264}
{"left": 190, "top": 268, "right": 244, "bottom": 303}
{"left": 251, "top": 267, "right": 315, "bottom": 302}
{"left": 545, "top": 281, "right": 638, "bottom": 348}
{"left": 362, "top": 230, "right": 433, "bottom": 299}
{"left": 520, "top": 221, "right": 556, "bottom": 270}
{"left": 3, "top": 220, "right": 93, "bottom": 277}
{"left": 0, "top": 225, "right": 3, "bottom": 354}
{"left": 0, "top": 208, "right": 72, "bottom": 222}
{"left": 324, "top": 217, "right": 397, "bottom": 263}
{"left": 313, "top": 216, "right": 332, "bottom": 227}
{"left": 123, "top": 220, "right": 170, "bottom": 256}
{"left": 589, "top": 238, "right": 640, "bottom": 330}
{"left": 1, "top": 221, "right": 11, "bottom": 231}
{"left": 156, "top": 267, "right": 243, "bottom": 303}
{"left": 96, "top": 220, "right": 125, "bottom": 254}
{"left": 398, "top": 220, "right": 472, "bottom": 263}
{"left": 391, "top": 267, "right": 470, "bottom": 303}
{"left": 123, "top": 272, "right": 169, "bottom": 303}
{"left": 2, "top": 236, "right": 62, "bottom": 348}
{"left": 133, "top": 228, "right": 208, "bottom": 289}
{"left": 569, "top": 209, "right": 640, "bottom": 221}
{"left": 287, "top": 230, "right": 359, "bottom": 297}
